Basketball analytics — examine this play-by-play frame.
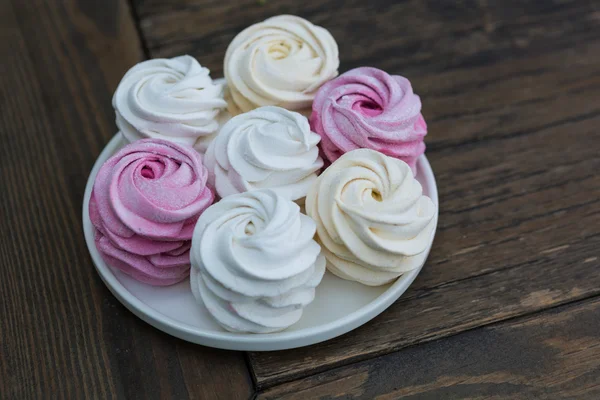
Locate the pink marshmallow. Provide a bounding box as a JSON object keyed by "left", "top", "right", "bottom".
{"left": 310, "top": 67, "right": 427, "bottom": 174}
{"left": 89, "top": 139, "right": 214, "bottom": 286}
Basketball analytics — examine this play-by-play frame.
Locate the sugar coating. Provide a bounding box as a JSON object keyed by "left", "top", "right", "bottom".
{"left": 310, "top": 67, "right": 427, "bottom": 174}
{"left": 89, "top": 138, "right": 214, "bottom": 286}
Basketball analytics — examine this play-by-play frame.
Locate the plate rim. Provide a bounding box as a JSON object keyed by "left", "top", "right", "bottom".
{"left": 82, "top": 133, "right": 439, "bottom": 351}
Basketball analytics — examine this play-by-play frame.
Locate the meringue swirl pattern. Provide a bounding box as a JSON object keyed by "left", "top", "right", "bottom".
{"left": 204, "top": 106, "right": 324, "bottom": 201}
{"left": 89, "top": 139, "right": 214, "bottom": 286}
{"left": 311, "top": 67, "right": 427, "bottom": 174}
{"left": 306, "top": 149, "right": 436, "bottom": 286}
{"left": 190, "top": 190, "right": 325, "bottom": 333}
{"left": 113, "top": 55, "right": 227, "bottom": 152}
{"left": 224, "top": 15, "right": 339, "bottom": 114}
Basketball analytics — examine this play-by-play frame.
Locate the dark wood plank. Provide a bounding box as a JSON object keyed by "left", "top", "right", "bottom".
{"left": 133, "top": 0, "right": 600, "bottom": 389}
{"left": 248, "top": 125, "right": 600, "bottom": 384}
{"left": 134, "top": 0, "right": 599, "bottom": 78}
{"left": 258, "top": 296, "right": 600, "bottom": 400}
{"left": 242, "top": 14, "right": 600, "bottom": 391}
{"left": 4, "top": 0, "right": 596, "bottom": 397}
{"left": 0, "top": 0, "right": 252, "bottom": 398}
{"left": 249, "top": 207, "right": 600, "bottom": 388}
{"left": 134, "top": 0, "right": 600, "bottom": 165}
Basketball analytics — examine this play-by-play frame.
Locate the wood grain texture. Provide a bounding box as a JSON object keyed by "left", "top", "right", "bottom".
{"left": 0, "top": 0, "right": 252, "bottom": 399}
{"left": 134, "top": 0, "right": 600, "bottom": 76}
{"left": 3, "top": 0, "right": 600, "bottom": 398}
{"left": 258, "top": 296, "right": 600, "bottom": 400}
{"left": 218, "top": 2, "right": 600, "bottom": 387}
{"left": 160, "top": 0, "right": 600, "bottom": 388}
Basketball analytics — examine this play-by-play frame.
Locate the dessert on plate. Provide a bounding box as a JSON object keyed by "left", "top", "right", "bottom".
{"left": 113, "top": 55, "right": 227, "bottom": 153}
{"left": 224, "top": 15, "right": 339, "bottom": 115}
{"left": 204, "top": 106, "right": 323, "bottom": 201}
{"left": 89, "top": 139, "right": 214, "bottom": 286}
{"left": 190, "top": 189, "right": 325, "bottom": 333}
{"left": 305, "top": 149, "right": 436, "bottom": 286}
{"left": 310, "top": 67, "right": 427, "bottom": 174}
{"left": 87, "top": 13, "right": 436, "bottom": 338}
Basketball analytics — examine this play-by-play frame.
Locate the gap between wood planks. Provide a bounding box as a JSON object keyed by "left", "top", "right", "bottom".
{"left": 247, "top": 112, "right": 600, "bottom": 386}
{"left": 256, "top": 294, "right": 600, "bottom": 399}
{"left": 107, "top": 0, "right": 600, "bottom": 393}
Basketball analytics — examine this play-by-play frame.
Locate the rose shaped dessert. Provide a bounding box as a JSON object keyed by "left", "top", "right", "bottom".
{"left": 204, "top": 106, "right": 324, "bottom": 201}
{"left": 224, "top": 15, "right": 339, "bottom": 115}
{"left": 310, "top": 67, "right": 427, "bottom": 174}
{"left": 306, "top": 149, "right": 436, "bottom": 286}
{"left": 190, "top": 189, "right": 325, "bottom": 333}
{"left": 113, "top": 55, "right": 227, "bottom": 153}
{"left": 89, "top": 139, "right": 214, "bottom": 286}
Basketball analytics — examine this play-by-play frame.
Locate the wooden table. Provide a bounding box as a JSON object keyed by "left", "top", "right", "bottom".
{"left": 2, "top": 0, "right": 599, "bottom": 398}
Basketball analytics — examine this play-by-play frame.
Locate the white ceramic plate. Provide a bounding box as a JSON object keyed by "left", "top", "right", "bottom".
{"left": 83, "top": 133, "right": 438, "bottom": 351}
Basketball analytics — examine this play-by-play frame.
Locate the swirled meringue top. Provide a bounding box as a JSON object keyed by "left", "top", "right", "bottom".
{"left": 224, "top": 15, "right": 339, "bottom": 114}
{"left": 305, "top": 149, "right": 436, "bottom": 286}
{"left": 113, "top": 55, "right": 227, "bottom": 150}
{"left": 204, "top": 106, "right": 324, "bottom": 201}
{"left": 89, "top": 139, "right": 214, "bottom": 286}
{"left": 311, "top": 67, "right": 427, "bottom": 174}
{"left": 190, "top": 190, "right": 325, "bottom": 333}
